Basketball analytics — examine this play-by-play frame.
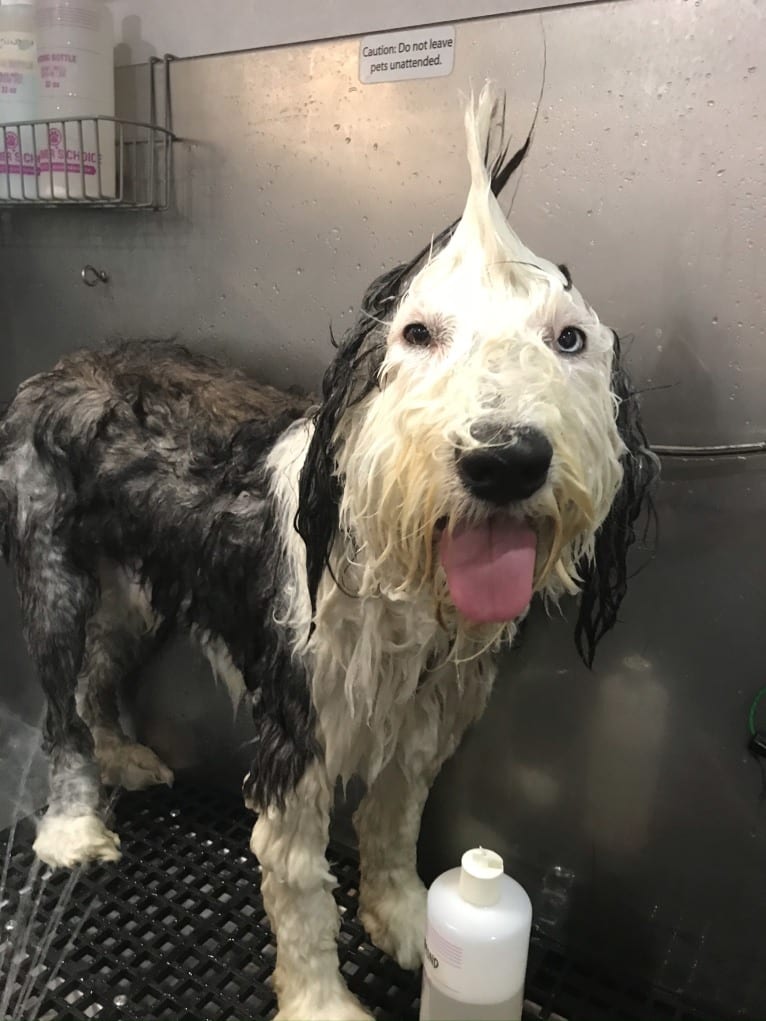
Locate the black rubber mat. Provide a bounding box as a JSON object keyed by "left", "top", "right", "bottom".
{"left": 0, "top": 782, "right": 709, "bottom": 1021}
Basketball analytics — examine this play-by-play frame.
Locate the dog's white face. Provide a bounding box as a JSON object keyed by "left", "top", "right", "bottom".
{"left": 334, "top": 89, "right": 625, "bottom": 640}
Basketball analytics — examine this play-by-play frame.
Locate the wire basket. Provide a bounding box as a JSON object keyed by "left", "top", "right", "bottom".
{"left": 0, "top": 55, "right": 175, "bottom": 210}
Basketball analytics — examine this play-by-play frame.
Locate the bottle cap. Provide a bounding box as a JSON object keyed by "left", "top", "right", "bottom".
{"left": 459, "top": 846, "right": 504, "bottom": 906}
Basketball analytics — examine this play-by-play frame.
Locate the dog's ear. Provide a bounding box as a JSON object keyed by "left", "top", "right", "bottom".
{"left": 574, "top": 332, "right": 659, "bottom": 666}
{"left": 295, "top": 226, "right": 470, "bottom": 614}
{"left": 296, "top": 264, "right": 412, "bottom": 614}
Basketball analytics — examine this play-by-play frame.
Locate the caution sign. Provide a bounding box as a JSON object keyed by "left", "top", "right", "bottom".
{"left": 360, "top": 25, "right": 455, "bottom": 84}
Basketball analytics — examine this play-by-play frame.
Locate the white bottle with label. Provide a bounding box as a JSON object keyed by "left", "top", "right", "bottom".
{"left": 35, "top": 0, "right": 114, "bottom": 198}
{"left": 0, "top": 0, "right": 37, "bottom": 199}
{"left": 420, "top": 847, "right": 532, "bottom": 1021}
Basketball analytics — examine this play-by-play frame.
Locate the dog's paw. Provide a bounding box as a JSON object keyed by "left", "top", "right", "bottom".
{"left": 95, "top": 735, "right": 174, "bottom": 791}
{"left": 274, "top": 967, "right": 372, "bottom": 1020}
{"left": 275, "top": 991, "right": 372, "bottom": 1021}
{"left": 359, "top": 876, "right": 427, "bottom": 970}
{"left": 33, "top": 813, "right": 122, "bottom": 868}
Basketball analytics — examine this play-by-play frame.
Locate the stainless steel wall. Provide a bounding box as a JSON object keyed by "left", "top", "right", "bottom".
{"left": 1, "top": 0, "right": 764, "bottom": 1014}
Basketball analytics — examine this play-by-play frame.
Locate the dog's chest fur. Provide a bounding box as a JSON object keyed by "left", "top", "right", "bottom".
{"left": 263, "top": 420, "right": 497, "bottom": 785}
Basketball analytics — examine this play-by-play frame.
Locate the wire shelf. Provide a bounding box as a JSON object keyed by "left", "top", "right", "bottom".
{"left": 0, "top": 55, "right": 175, "bottom": 211}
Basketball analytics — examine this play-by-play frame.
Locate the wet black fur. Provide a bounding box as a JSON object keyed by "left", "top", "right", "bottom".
{"left": 574, "top": 333, "right": 659, "bottom": 666}
{"left": 0, "top": 342, "right": 318, "bottom": 809}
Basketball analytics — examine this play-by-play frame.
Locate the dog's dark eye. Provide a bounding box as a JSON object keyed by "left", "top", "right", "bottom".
{"left": 555, "top": 327, "right": 586, "bottom": 355}
{"left": 402, "top": 322, "right": 432, "bottom": 347}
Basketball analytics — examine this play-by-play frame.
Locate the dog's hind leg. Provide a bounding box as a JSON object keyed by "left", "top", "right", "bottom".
{"left": 354, "top": 664, "right": 493, "bottom": 969}
{"left": 77, "top": 564, "right": 173, "bottom": 792}
{"left": 250, "top": 762, "right": 372, "bottom": 1021}
{"left": 15, "top": 535, "right": 121, "bottom": 869}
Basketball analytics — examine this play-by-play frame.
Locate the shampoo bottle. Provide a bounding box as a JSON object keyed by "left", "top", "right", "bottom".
{"left": 0, "top": 0, "right": 37, "bottom": 199}
{"left": 420, "top": 847, "right": 532, "bottom": 1021}
{"left": 35, "top": 0, "right": 114, "bottom": 197}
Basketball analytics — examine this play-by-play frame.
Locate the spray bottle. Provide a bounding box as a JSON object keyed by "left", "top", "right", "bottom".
{"left": 420, "top": 847, "right": 532, "bottom": 1021}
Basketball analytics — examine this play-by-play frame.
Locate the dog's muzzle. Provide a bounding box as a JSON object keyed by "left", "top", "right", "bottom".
{"left": 456, "top": 421, "right": 553, "bottom": 505}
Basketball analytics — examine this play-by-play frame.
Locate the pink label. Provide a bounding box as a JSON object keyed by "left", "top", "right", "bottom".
{"left": 0, "top": 131, "right": 36, "bottom": 173}
{"left": 38, "top": 52, "right": 77, "bottom": 88}
{"left": 36, "top": 127, "right": 99, "bottom": 174}
{"left": 0, "top": 162, "right": 36, "bottom": 175}
{"left": 38, "top": 160, "right": 96, "bottom": 175}
{"left": 38, "top": 52, "right": 78, "bottom": 63}
{"left": 0, "top": 66, "right": 31, "bottom": 94}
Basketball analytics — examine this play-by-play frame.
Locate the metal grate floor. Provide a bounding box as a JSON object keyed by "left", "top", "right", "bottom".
{"left": 0, "top": 782, "right": 709, "bottom": 1021}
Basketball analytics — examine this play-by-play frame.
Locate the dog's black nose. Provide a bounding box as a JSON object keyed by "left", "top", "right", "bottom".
{"left": 457, "top": 423, "right": 553, "bottom": 505}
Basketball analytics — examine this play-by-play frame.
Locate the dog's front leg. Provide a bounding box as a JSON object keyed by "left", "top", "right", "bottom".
{"left": 250, "top": 762, "right": 372, "bottom": 1021}
{"left": 353, "top": 750, "right": 432, "bottom": 971}
{"left": 354, "top": 668, "right": 491, "bottom": 970}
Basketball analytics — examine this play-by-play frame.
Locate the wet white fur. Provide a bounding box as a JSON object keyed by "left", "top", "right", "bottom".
{"left": 33, "top": 813, "right": 121, "bottom": 868}
{"left": 196, "top": 630, "right": 248, "bottom": 712}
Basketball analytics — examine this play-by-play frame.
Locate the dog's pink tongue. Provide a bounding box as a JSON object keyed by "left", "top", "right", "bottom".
{"left": 440, "top": 518, "right": 537, "bottom": 623}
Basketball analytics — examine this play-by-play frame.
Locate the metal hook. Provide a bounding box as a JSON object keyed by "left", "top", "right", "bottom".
{"left": 81, "top": 265, "right": 109, "bottom": 287}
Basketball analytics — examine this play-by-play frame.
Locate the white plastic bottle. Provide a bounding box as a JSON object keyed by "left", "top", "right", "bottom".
{"left": 35, "top": 0, "right": 114, "bottom": 198}
{"left": 0, "top": 0, "right": 37, "bottom": 199}
{"left": 420, "top": 847, "right": 532, "bottom": 1021}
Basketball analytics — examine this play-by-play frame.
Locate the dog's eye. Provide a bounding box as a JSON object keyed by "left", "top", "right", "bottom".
{"left": 402, "top": 322, "right": 432, "bottom": 347}
{"left": 555, "top": 327, "right": 586, "bottom": 355}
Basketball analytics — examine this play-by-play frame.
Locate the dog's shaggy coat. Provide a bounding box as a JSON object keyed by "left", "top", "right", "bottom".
{"left": 0, "top": 89, "right": 655, "bottom": 1018}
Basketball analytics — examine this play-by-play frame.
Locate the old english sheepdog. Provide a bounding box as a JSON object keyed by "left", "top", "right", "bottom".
{"left": 0, "top": 87, "right": 655, "bottom": 1019}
